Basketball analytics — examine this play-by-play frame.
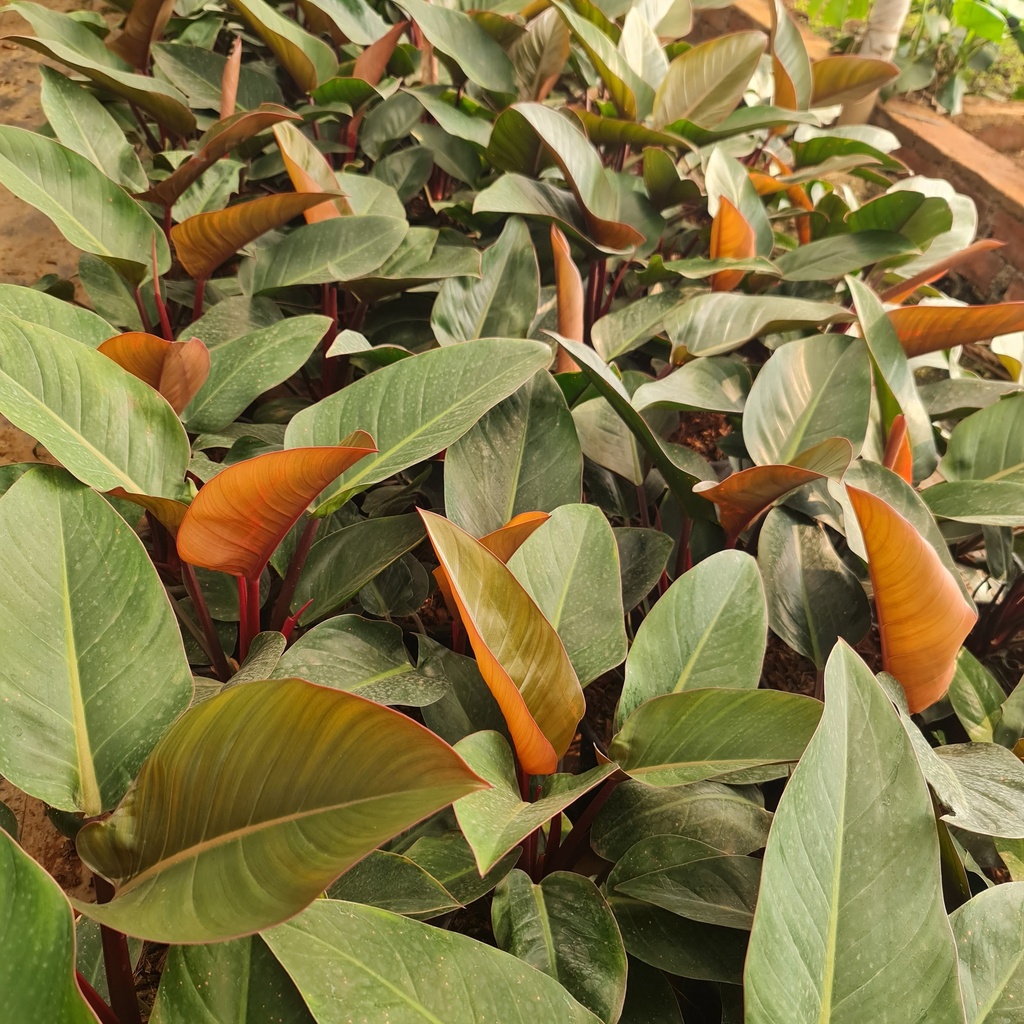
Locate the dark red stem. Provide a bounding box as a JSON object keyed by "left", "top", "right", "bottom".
{"left": 543, "top": 775, "right": 621, "bottom": 875}
{"left": 77, "top": 973, "right": 120, "bottom": 1024}
{"left": 181, "top": 561, "right": 232, "bottom": 681}
{"left": 132, "top": 288, "right": 153, "bottom": 334}
{"left": 193, "top": 277, "right": 207, "bottom": 321}
{"left": 151, "top": 237, "right": 173, "bottom": 341}
{"left": 281, "top": 598, "right": 315, "bottom": 642}
{"left": 238, "top": 576, "right": 262, "bottom": 661}
{"left": 271, "top": 517, "right": 320, "bottom": 630}
{"left": 94, "top": 877, "right": 142, "bottom": 1024}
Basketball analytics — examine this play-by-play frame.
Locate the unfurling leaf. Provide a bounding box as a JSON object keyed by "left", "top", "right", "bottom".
{"left": 99, "top": 333, "right": 210, "bottom": 414}
{"left": 106, "top": 0, "right": 176, "bottom": 67}
{"left": 177, "top": 435, "right": 376, "bottom": 578}
{"left": 421, "top": 510, "right": 585, "bottom": 775}
{"left": 882, "top": 413, "right": 912, "bottom": 484}
{"left": 273, "top": 121, "right": 351, "bottom": 221}
{"left": 552, "top": 225, "right": 583, "bottom": 371}
{"left": 847, "top": 485, "right": 977, "bottom": 713}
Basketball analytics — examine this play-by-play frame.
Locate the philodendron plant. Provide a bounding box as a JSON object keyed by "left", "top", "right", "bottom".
{"left": 2, "top": 0, "right": 1024, "bottom": 1020}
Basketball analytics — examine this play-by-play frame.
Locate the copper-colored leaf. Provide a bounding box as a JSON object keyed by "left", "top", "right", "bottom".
{"left": 421, "top": 510, "right": 584, "bottom": 775}
{"left": 847, "top": 485, "right": 977, "bottom": 713}
{"left": 106, "top": 0, "right": 176, "bottom": 67}
{"left": 551, "top": 224, "right": 583, "bottom": 372}
{"left": 220, "top": 36, "right": 242, "bottom": 120}
{"left": 710, "top": 197, "right": 756, "bottom": 292}
{"left": 177, "top": 435, "right": 376, "bottom": 578}
{"left": 749, "top": 171, "right": 788, "bottom": 196}
{"left": 810, "top": 55, "right": 899, "bottom": 106}
{"left": 879, "top": 240, "right": 1005, "bottom": 304}
{"left": 109, "top": 489, "right": 189, "bottom": 535}
{"left": 354, "top": 20, "right": 408, "bottom": 84}
{"left": 694, "top": 437, "right": 853, "bottom": 544}
{"left": 138, "top": 105, "right": 300, "bottom": 207}
{"left": 273, "top": 122, "right": 350, "bottom": 221}
{"left": 888, "top": 303, "right": 1024, "bottom": 358}
{"left": 99, "top": 332, "right": 210, "bottom": 414}
{"left": 882, "top": 413, "right": 912, "bottom": 484}
{"left": 172, "top": 192, "right": 340, "bottom": 279}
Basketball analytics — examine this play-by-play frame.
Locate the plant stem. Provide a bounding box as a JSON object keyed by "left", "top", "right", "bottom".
{"left": 129, "top": 102, "right": 161, "bottom": 152}
{"left": 94, "top": 878, "right": 142, "bottom": 1024}
{"left": 76, "top": 972, "right": 120, "bottom": 1024}
{"left": 542, "top": 811, "right": 562, "bottom": 875}
{"left": 181, "top": 561, "right": 231, "bottom": 681}
{"left": 151, "top": 238, "right": 173, "bottom": 341}
{"left": 132, "top": 287, "right": 153, "bottom": 334}
{"left": 271, "top": 516, "right": 320, "bottom": 630}
{"left": 193, "top": 277, "right": 207, "bottom": 321}
{"left": 544, "top": 775, "right": 621, "bottom": 875}
{"left": 238, "top": 576, "right": 262, "bottom": 661}
{"left": 281, "top": 598, "right": 314, "bottom": 641}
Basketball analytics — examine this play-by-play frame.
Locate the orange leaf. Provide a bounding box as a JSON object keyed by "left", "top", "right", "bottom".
{"left": 710, "top": 197, "right": 756, "bottom": 292}
{"left": 810, "top": 55, "right": 899, "bottom": 106}
{"left": 106, "top": 0, "right": 175, "bottom": 67}
{"left": 878, "top": 240, "right": 1005, "bottom": 305}
{"left": 177, "top": 434, "right": 376, "bottom": 578}
{"left": 98, "top": 333, "right": 210, "bottom": 414}
{"left": 138, "top": 105, "right": 300, "bottom": 207}
{"left": 694, "top": 437, "right": 853, "bottom": 544}
{"left": 847, "top": 486, "right": 977, "bottom": 713}
{"left": 421, "top": 510, "right": 584, "bottom": 775}
{"left": 888, "top": 302, "right": 1024, "bottom": 357}
{"left": 354, "top": 20, "right": 408, "bottom": 84}
{"left": 551, "top": 225, "right": 583, "bottom": 372}
{"left": 172, "top": 192, "right": 341, "bottom": 279}
{"left": 273, "top": 122, "right": 350, "bottom": 221}
{"left": 748, "top": 171, "right": 788, "bottom": 196}
{"left": 882, "top": 413, "right": 912, "bottom": 484}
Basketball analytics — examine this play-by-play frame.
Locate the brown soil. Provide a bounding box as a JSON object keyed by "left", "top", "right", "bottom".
{"left": 672, "top": 410, "right": 731, "bottom": 463}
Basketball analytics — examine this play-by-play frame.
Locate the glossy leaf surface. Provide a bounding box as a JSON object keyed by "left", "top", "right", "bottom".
{"left": 75, "top": 679, "right": 484, "bottom": 942}
{"left": 99, "top": 332, "right": 210, "bottom": 414}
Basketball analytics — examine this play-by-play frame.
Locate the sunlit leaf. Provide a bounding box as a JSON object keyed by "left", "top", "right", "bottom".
{"left": 810, "top": 55, "right": 899, "bottom": 106}
{"left": 709, "top": 197, "right": 756, "bottom": 292}
{"left": 0, "top": 468, "right": 192, "bottom": 815}
{"left": 75, "top": 679, "right": 484, "bottom": 943}
{"left": 106, "top": 0, "right": 175, "bottom": 67}
{"left": 888, "top": 302, "right": 1024, "bottom": 357}
{"left": 847, "top": 485, "right": 977, "bottom": 713}
{"left": 177, "top": 437, "right": 375, "bottom": 578}
{"left": 422, "top": 511, "right": 585, "bottom": 774}
{"left": 770, "top": 0, "right": 811, "bottom": 109}
{"left": 273, "top": 121, "right": 350, "bottom": 221}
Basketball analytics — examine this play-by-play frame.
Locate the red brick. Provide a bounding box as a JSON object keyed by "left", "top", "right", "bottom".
{"left": 1005, "top": 277, "right": 1024, "bottom": 304}
{"left": 957, "top": 247, "right": 1008, "bottom": 295}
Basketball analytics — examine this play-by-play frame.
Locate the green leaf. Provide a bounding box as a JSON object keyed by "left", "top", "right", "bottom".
{"left": 615, "top": 526, "right": 673, "bottom": 611}
{"left": 652, "top": 31, "right": 766, "bottom": 128}
{"left": 613, "top": 853, "right": 761, "bottom": 930}
{"left": 632, "top": 356, "right": 750, "bottom": 414}
{"left": 326, "top": 850, "right": 460, "bottom": 917}
{"left": 432, "top": 217, "right": 539, "bottom": 346}
{"left": 848, "top": 275, "right": 936, "bottom": 481}
{"left": 758, "top": 506, "right": 871, "bottom": 668}
{"left": 183, "top": 315, "right": 330, "bottom": 432}
{"left": 453, "top": 731, "right": 616, "bottom": 873}
{"left": 404, "top": 829, "right": 519, "bottom": 906}
{"left": 742, "top": 335, "right": 872, "bottom": 466}
{"left": 591, "top": 290, "right": 681, "bottom": 362}
{"left": 262, "top": 900, "right": 604, "bottom": 1023}
{"left": 507, "top": 504, "right": 625, "bottom": 685}
{"left": 846, "top": 191, "right": 953, "bottom": 250}
{"left": 0, "top": 283, "right": 114, "bottom": 347}
{"left": 0, "top": 830, "right": 95, "bottom": 1024}
{"left": 612, "top": 688, "right": 821, "bottom": 786}
{"left": 226, "top": 0, "right": 338, "bottom": 92}
{"left": 922, "top": 481, "right": 1024, "bottom": 526}
{"left": 75, "top": 918, "right": 143, "bottom": 1003}
{"left": 493, "top": 870, "right": 627, "bottom": 1024}
{"left": 609, "top": 896, "right": 747, "bottom": 983}
{"left": 39, "top": 67, "right": 147, "bottom": 192}
{"left": 397, "top": 0, "right": 516, "bottom": 94}
{"left": 0, "top": 468, "right": 192, "bottom": 815}
{"left": 618, "top": 958, "right": 683, "bottom": 1024}
{"left": 948, "top": 649, "right": 1005, "bottom": 743}
{"left": 419, "top": 641, "right": 510, "bottom": 747}
{"left": 665, "top": 294, "right": 851, "bottom": 357}
{"left": 704, "top": 148, "right": 774, "bottom": 257}
{"left": 744, "top": 642, "right": 964, "bottom": 1024}
{"left": 487, "top": 102, "right": 643, "bottom": 253}
{"left": 445, "top": 372, "right": 582, "bottom": 536}
{"left": 776, "top": 232, "right": 917, "bottom": 281}
{"left": 6, "top": 35, "right": 196, "bottom": 136}
{"left": 299, "top": 0, "right": 390, "bottom": 46}
{"left": 940, "top": 393, "right": 1024, "bottom": 484}
{"left": 0, "top": 319, "right": 190, "bottom": 497}
{"left": 274, "top": 614, "right": 448, "bottom": 706}
{"left": 151, "top": 43, "right": 285, "bottom": 111}
{"left": 591, "top": 780, "right": 773, "bottom": 862}
{"left": 150, "top": 936, "right": 315, "bottom": 1024}
{"left": 74, "top": 678, "right": 484, "bottom": 942}
{"left": 290, "top": 513, "right": 426, "bottom": 622}
{"left": 286, "top": 339, "right": 552, "bottom": 514}
{"left": 617, "top": 550, "right": 767, "bottom": 725}
{"left": 950, "top": 883, "right": 1024, "bottom": 1023}
{"left": 0, "top": 127, "right": 170, "bottom": 285}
